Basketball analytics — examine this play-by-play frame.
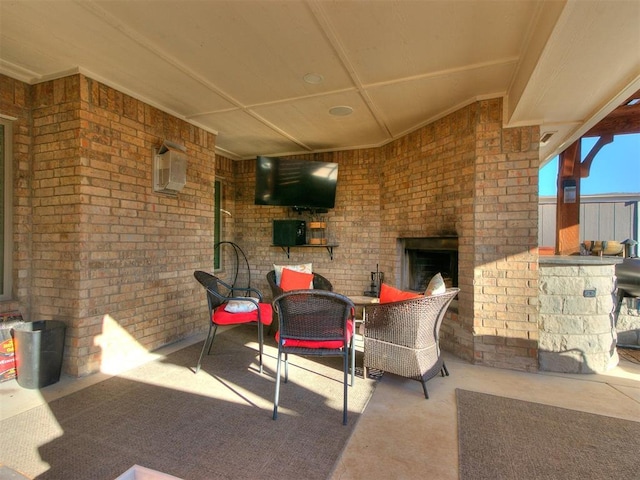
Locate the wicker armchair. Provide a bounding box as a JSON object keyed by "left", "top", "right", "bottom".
{"left": 363, "top": 288, "right": 459, "bottom": 399}
{"left": 266, "top": 270, "right": 333, "bottom": 298}
{"left": 266, "top": 270, "right": 333, "bottom": 333}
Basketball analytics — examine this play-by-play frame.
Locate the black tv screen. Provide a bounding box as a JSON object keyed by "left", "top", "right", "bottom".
{"left": 254, "top": 156, "right": 338, "bottom": 209}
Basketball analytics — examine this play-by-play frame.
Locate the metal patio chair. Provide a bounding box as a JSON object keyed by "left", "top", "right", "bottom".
{"left": 272, "top": 290, "right": 355, "bottom": 425}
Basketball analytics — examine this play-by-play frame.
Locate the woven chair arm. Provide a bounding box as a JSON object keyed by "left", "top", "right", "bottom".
{"left": 266, "top": 271, "right": 284, "bottom": 299}
{"left": 364, "top": 289, "right": 459, "bottom": 349}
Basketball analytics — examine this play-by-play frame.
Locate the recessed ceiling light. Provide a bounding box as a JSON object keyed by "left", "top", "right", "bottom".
{"left": 329, "top": 106, "right": 353, "bottom": 116}
{"left": 303, "top": 73, "right": 324, "bottom": 84}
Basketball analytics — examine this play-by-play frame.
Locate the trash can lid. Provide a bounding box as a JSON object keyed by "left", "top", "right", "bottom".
{"left": 12, "top": 320, "right": 66, "bottom": 332}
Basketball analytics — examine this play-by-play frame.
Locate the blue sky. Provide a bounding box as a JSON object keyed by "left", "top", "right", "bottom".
{"left": 539, "top": 134, "right": 640, "bottom": 196}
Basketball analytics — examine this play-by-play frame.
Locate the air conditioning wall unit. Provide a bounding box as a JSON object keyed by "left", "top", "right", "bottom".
{"left": 153, "top": 141, "right": 187, "bottom": 195}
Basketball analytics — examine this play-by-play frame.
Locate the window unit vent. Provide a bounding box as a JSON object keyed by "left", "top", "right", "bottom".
{"left": 153, "top": 141, "right": 187, "bottom": 195}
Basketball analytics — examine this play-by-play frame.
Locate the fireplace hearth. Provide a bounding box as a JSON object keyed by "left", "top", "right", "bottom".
{"left": 400, "top": 237, "right": 458, "bottom": 292}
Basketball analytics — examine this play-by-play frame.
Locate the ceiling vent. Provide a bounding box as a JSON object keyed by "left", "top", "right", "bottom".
{"left": 153, "top": 141, "right": 187, "bottom": 195}
{"left": 540, "top": 131, "right": 556, "bottom": 145}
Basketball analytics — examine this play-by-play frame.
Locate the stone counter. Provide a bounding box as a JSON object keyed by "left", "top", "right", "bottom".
{"left": 539, "top": 256, "right": 620, "bottom": 373}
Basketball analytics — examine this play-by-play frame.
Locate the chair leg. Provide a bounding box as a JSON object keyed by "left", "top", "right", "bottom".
{"left": 268, "top": 310, "right": 279, "bottom": 336}
{"left": 284, "top": 352, "right": 289, "bottom": 383}
{"left": 257, "top": 322, "right": 264, "bottom": 374}
{"left": 349, "top": 336, "right": 355, "bottom": 387}
{"left": 342, "top": 352, "right": 348, "bottom": 425}
{"left": 441, "top": 361, "right": 449, "bottom": 377}
{"left": 421, "top": 380, "right": 429, "bottom": 400}
{"left": 273, "top": 348, "right": 282, "bottom": 420}
{"left": 195, "top": 323, "right": 218, "bottom": 373}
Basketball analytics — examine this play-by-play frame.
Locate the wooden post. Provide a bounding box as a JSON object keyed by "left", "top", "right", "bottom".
{"left": 555, "top": 141, "right": 581, "bottom": 255}
{"left": 554, "top": 136, "right": 614, "bottom": 255}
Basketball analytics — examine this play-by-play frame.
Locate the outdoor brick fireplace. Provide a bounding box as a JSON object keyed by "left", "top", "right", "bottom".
{"left": 400, "top": 237, "right": 458, "bottom": 292}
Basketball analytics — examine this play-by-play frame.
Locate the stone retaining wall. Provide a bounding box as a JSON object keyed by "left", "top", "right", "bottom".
{"left": 539, "top": 259, "right": 619, "bottom": 373}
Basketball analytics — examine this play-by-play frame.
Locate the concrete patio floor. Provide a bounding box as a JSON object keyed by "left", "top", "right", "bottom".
{"left": 331, "top": 348, "right": 640, "bottom": 479}
{"left": 1, "top": 334, "right": 639, "bottom": 480}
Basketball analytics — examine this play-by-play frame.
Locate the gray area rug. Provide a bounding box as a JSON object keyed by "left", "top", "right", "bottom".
{"left": 456, "top": 389, "right": 640, "bottom": 480}
{"left": 0, "top": 327, "right": 376, "bottom": 480}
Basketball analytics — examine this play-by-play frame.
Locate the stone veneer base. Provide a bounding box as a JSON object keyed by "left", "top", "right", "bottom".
{"left": 539, "top": 256, "right": 621, "bottom": 374}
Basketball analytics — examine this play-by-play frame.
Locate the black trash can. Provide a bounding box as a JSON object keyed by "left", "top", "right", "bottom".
{"left": 12, "top": 320, "right": 66, "bottom": 389}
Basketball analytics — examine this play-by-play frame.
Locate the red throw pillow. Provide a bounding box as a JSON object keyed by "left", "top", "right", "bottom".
{"left": 280, "top": 268, "right": 314, "bottom": 291}
{"left": 379, "top": 283, "right": 421, "bottom": 303}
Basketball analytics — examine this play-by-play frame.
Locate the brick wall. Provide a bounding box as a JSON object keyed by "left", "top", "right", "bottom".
{"left": 30, "top": 76, "right": 85, "bottom": 374}
{"left": 3, "top": 71, "right": 539, "bottom": 375}
{"left": 230, "top": 149, "right": 383, "bottom": 301}
{"left": 379, "top": 105, "right": 477, "bottom": 362}
{"left": 0, "top": 75, "right": 32, "bottom": 319}
{"left": 4, "top": 73, "right": 217, "bottom": 376}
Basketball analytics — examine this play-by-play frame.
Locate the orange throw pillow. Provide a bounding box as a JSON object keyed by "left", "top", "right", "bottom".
{"left": 379, "top": 283, "right": 421, "bottom": 303}
{"left": 280, "top": 268, "right": 314, "bottom": 291}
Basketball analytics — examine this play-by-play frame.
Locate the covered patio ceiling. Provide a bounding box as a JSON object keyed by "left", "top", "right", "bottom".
{"left": 1, "top": 0, "right": 639, "bottom": 162}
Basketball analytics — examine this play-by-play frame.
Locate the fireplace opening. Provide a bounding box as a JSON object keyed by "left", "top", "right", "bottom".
{"left": 400, "top": 237, "right": 458, "bottom": 292}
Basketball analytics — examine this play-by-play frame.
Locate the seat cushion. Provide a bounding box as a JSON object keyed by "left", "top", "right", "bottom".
{"left": 276, "top": 320, "right": 354, "bottom": 349}
{"left": 213, "top": 302, "right": 273, "bottom": 325}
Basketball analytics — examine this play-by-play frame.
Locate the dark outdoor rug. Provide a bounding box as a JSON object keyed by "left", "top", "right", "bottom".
{"left": 456, "top": 389, "right": 640, "bottom": 480}
{"left": 0, "top": 327, "right": 377, "bottom": 480}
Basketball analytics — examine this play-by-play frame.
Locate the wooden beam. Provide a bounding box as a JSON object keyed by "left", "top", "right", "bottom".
{"left": 584, "top": 89, "right": 640, "bottom": 137}
{"left": 580, "top": 135, "right": 613, "bottom": 177}
{"left": 555, "top": 141, "right": 581, "bottom": 255}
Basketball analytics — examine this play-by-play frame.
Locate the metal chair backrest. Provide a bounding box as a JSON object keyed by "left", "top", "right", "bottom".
{"left": 273, "top": 290, "right": 354, "bottom": 346}
{"left": 194, "top": 270, "right": 225, "bottom": 312}
{"left": 214, "top": 241, "right": 251, "bottom": 291}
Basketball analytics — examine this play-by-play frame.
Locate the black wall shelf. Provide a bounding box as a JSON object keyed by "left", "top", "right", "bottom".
{"left": 273, "top": 244, "right": 338, "bottom": 260}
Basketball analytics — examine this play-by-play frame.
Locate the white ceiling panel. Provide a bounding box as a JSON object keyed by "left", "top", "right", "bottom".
{"left": 254, "top": 90, "right": 390, "bottom": 151}
{"left": 94, "top": 0, "right": 355, "bottom": 106}
{"left": 369, "top": 61, "right": 516, "bottom": 137}
{"left": 191, "top": 109, "right": 306, "bottom": 159}
{"left": 321, "top": 0, "right": 537, "bottom": 84}
{"left": 1, "top": 0, "right": 638, "bottom": 161}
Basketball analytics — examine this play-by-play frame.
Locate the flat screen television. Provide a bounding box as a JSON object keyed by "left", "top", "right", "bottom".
{"left": 254, "top": 156, "right": 338, "bottom": 210}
